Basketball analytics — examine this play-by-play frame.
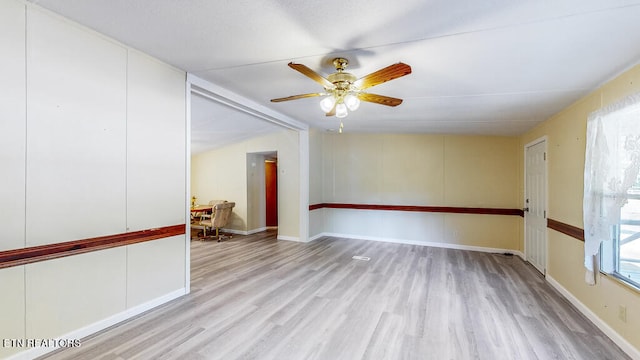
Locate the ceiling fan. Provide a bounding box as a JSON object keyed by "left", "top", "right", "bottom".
{"left": 270, "top": 58, "right": 411, "bottom": 125}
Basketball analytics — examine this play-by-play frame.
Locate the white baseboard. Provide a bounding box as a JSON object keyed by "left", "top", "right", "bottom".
{"left": 222, "top": 227, "right": 269, "bottom": 236}
{"left": 546, "top": 276, "right": 640, "bottom": 360}
{"left": 219, "top": 227, "right": 294, "bottom": 241}
{"left": 247, "top": 227, "right": 267, "bottom": 235}
{"left": 277, "top": 235, "right": 301, "bottom": 242}
{"left": 308, "top": 232, "right": 326, "bottom": 242}
{"left": 312, "top": 232, "right": 523, "bottom": 257}
{"left": 8, "top": 288, "right": 187, "bottom": 360}
{"left": 223, "top": 228, "right": 248, "bottom": 235}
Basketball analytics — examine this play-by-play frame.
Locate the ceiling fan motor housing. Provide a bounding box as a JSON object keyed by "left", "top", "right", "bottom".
{"left": 327, "top": 72, "right": 357, "bottom": 92}
{"left": 328, "top": 57, "right": 357, "bottom": 95}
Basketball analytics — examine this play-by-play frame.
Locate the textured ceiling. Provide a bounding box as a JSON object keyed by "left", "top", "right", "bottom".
{"left": 28, "top": 0, "right": 640, "bottom": 153}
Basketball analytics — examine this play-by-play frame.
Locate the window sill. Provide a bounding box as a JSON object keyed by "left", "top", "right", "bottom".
{"left": 600, "top": 271, "right": 640, "bottom": 294}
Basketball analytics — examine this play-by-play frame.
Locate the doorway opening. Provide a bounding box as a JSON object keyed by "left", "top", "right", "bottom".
{"left": 186, "top": 74, "right": 309, "bottom": 292}
{"left": 246, "top": 151, "right": 278, "bottom": 233}
{"left": 265, "top": 157, "right": 278, "bottom": 228}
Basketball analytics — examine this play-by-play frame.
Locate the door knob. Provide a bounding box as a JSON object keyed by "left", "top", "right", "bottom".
{"left": 523, "top": 207, "right": 529, "bottom": 212}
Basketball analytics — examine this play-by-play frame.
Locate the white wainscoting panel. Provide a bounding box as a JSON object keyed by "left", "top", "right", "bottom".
{"left": 25, "top": 247, "right": 127, "bottom": 340}
{"left": 0, "top": 0, "right": 26, "bottom": 251}
{"left": 126, "top": 50, "right": 186, "bottom": 231}
{"left": 126, "top": 236, "right": 186, "bottom": 308}
{"left": 0, "top": 266, "right": 26, "bottom": 359}
{"left": 25, "top": 6, "right": 128, "bottom": 246}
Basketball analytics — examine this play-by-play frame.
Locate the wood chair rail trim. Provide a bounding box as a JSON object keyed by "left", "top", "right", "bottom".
{"left": 0, "top": 216, "right": 585, "bottom": 270}
{"left": 309, "top": 203, "right": 524, "bottom": 216}
{"left": 0, "top": 224, "right": 185, "bottom": 269}
{"left": 546, "top": 218, "right": 585, "bottom": 242}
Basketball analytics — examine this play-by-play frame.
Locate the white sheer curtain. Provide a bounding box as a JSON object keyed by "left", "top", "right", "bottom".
{"left": 583, "top": 92, "right": 640, "bottom": 285}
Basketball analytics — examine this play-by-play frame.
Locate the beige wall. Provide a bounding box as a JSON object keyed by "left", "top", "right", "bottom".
{"left": 311, "top": 132, "right": 522, "bottom": 250}
{"left": 246, "top": 153, "right": 267, "bottom": 231}
{"left": 191, "top": 129, "right": 301, "bottom": 240}
{"left": 0, "top": 2, "right": 187, "bottom": 358}
{"left": 520, "top": 63, "right": 640, "bottom": 352}
{"left": 308, "top": 129, "right": 325, "bottom": 237}
{"left": 309, "top": 129, "right": 324, "bottom": 205}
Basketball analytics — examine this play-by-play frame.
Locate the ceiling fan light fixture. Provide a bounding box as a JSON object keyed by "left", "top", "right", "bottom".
{"left": 344, "top": 94, "right": 360, "bottom": 111}
{"left": 271, "top": 58, "right": 411, "bottom": 123}
{"left": 335, "top": 103, "right": 348, "bottom": 118}
{"left": 320, "top": 96, "right": 335, "bottom": 112}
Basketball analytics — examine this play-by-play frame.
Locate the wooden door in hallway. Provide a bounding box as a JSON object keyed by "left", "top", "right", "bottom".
{"left": 525, "top": 139, "right": 547, "bottom": 274}
{"left": 265, "top": 160, "right": 278, "bottom": 227}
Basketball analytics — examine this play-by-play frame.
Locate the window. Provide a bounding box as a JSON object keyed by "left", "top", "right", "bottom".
{"left": 584, "top": 92, "right": 640, "bottom": 288}
{"left": 600, "top": 173, "right": 640, "bottom": 288}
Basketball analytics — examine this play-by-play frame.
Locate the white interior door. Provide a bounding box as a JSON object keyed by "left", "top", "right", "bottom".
{"left": 525, "top": 139, "right": 547, "bottom": 274}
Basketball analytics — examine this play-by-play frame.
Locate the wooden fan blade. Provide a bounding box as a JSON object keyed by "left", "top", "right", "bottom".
{"left": 270, "top": 93, "right": 324, "bottom": 102}
{"left": 353, "top": 63, "right": 411, "bottom": 90}
{"left": 288, "top": 63, "right": 334, "bottom": 89}
{"left": 357, "top": 93, "right": 403, "bottom": 107}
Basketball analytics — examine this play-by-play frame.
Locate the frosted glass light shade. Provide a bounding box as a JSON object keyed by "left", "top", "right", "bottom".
{"left": 320, "top": 96, "right": 335, "bottom": 112}
{"left": 344, "top": 94, "right": 360, "bottom": 111}
{"left": 336, "top": 103, "right": 348, "bottom": 118}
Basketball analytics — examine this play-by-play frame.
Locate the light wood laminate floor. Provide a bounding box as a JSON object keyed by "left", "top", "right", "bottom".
{"left": 40, "top": 230, "right": 629, "bottom": 360}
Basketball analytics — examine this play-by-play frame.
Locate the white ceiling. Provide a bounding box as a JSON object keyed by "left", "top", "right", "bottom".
{"left": 29, "top": 0, "right": 640, "bottom": 153}
{"left": 190, "top": 92, "right": 285, "bottom": 154}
